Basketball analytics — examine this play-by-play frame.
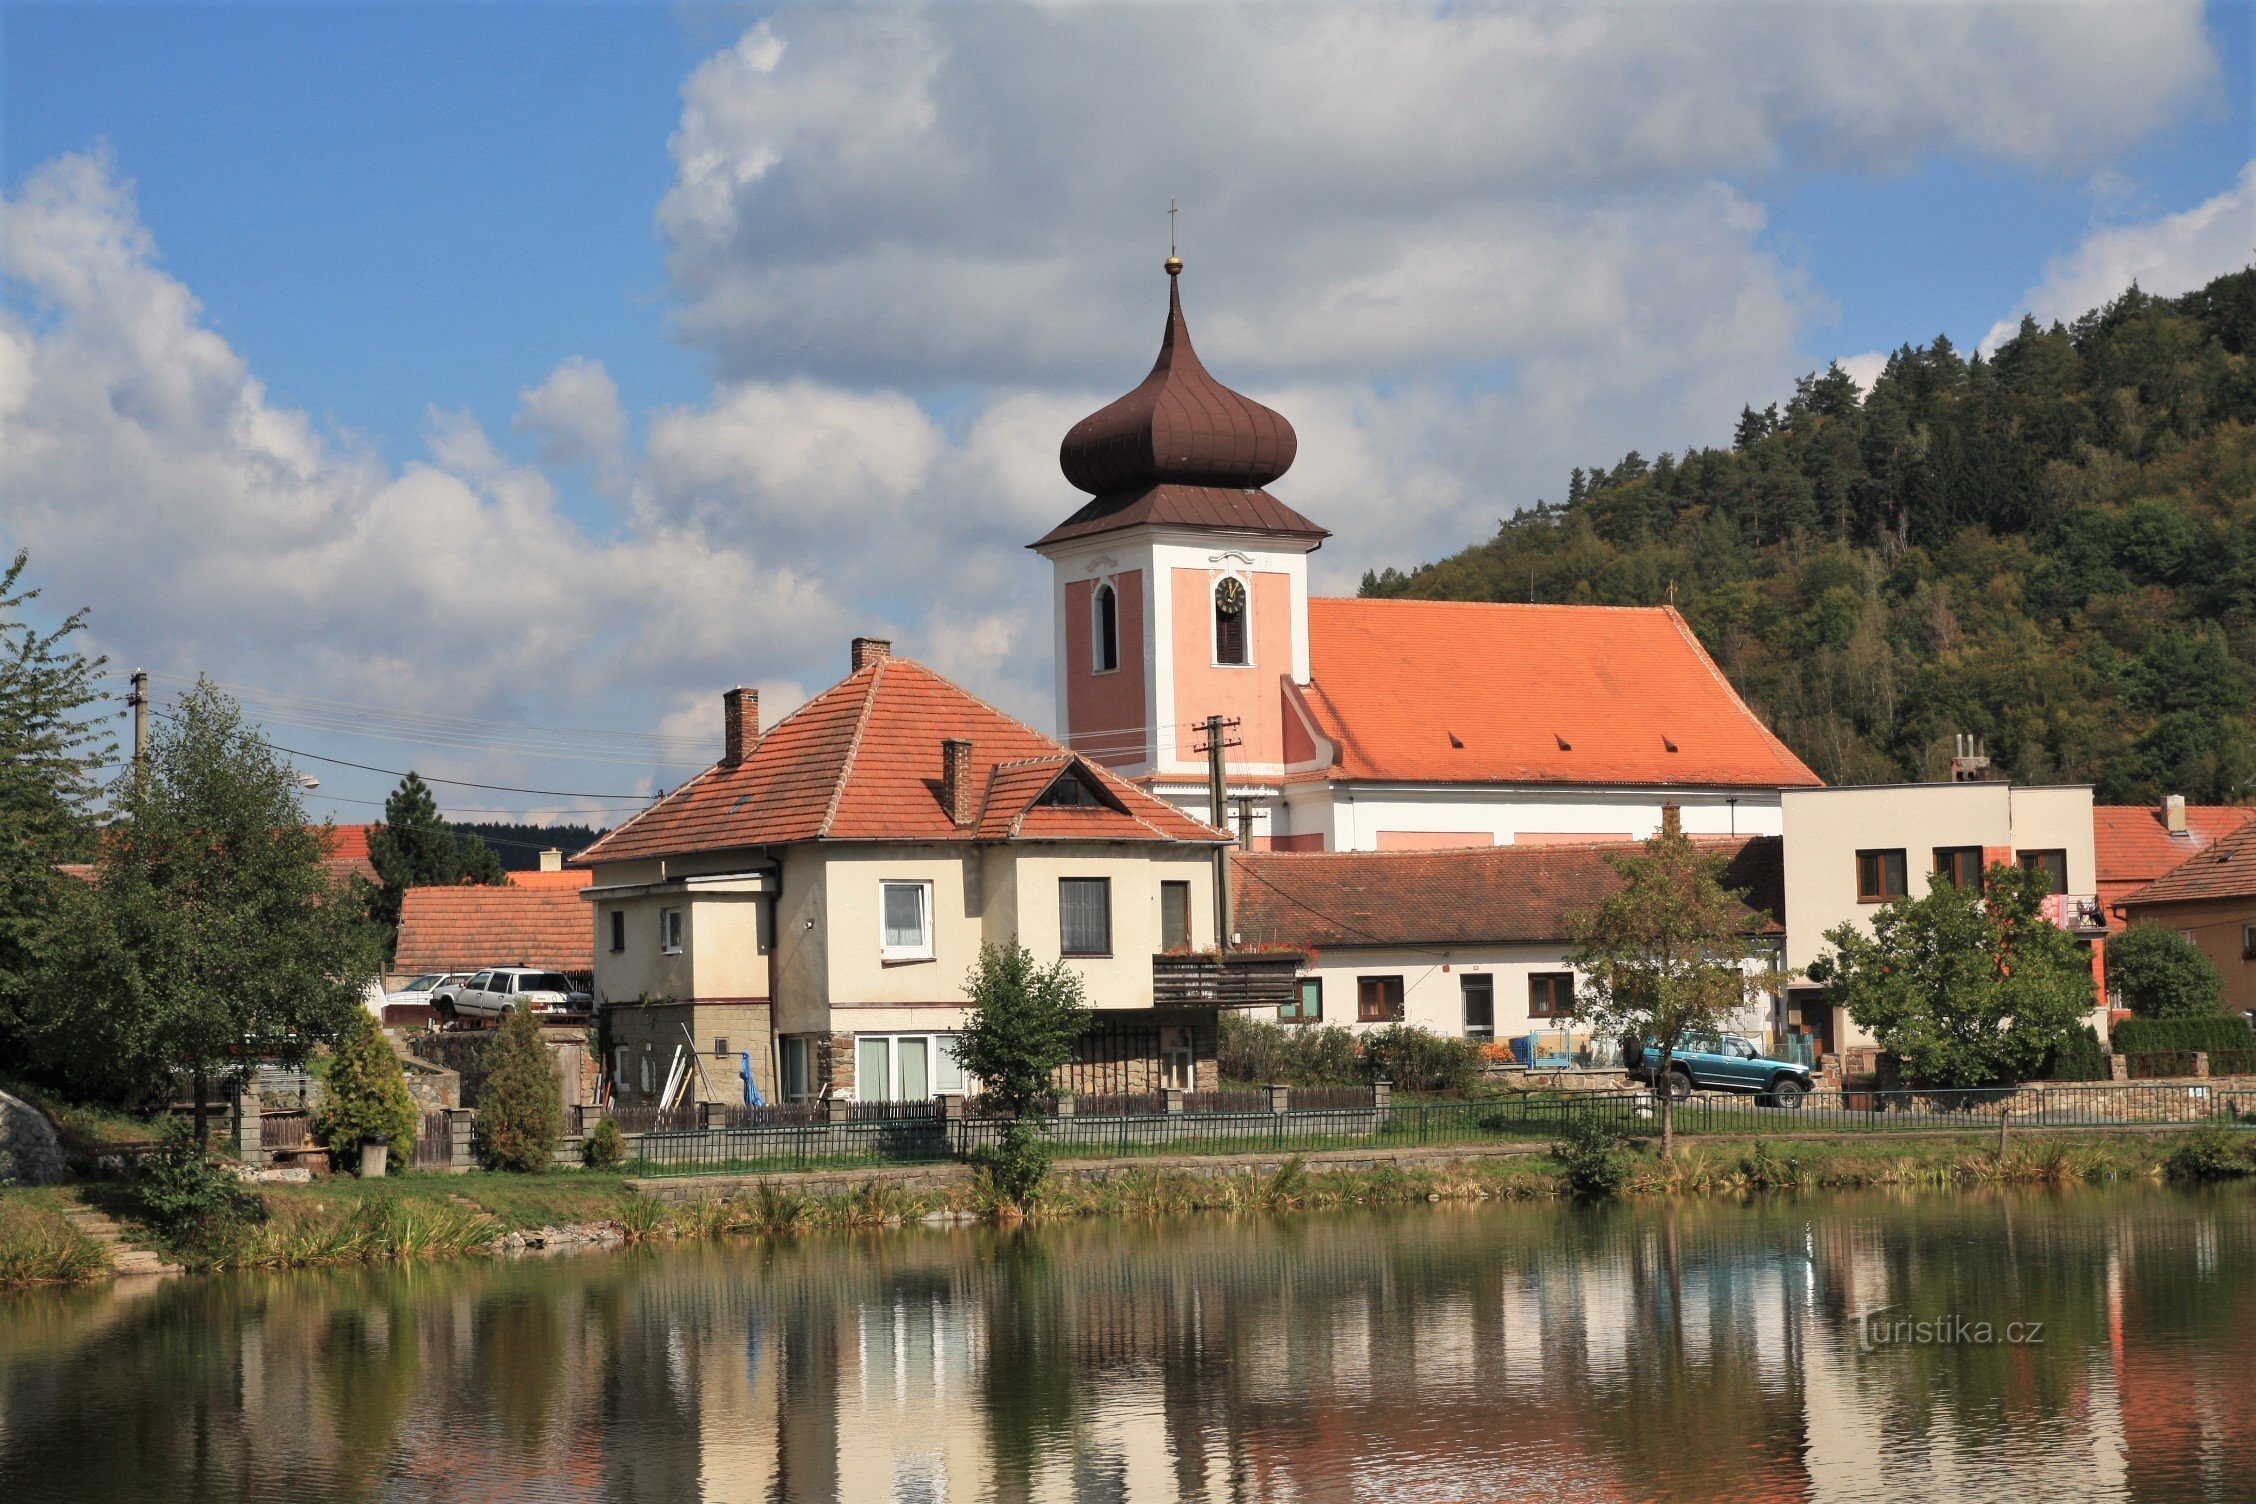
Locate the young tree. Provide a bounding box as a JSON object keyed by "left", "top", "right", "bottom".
{"left": 2107, "top": 924, "right": 2225, "bottom": 1019}
{"left": 0, "top": 552, "right": 111, "bottom": 1066}
{"left": 366, "top": 772, "right": 507, "bottom": 939}
{"left": 1567, "top": 816, "right": 1770, "bottom": 1158}
{"left": 953, "top": 940, "right": 1091, "bottom": 1204}
{"left": 480, "top": 1000, "right": 564, "bottom": 1173}
{"left": 34, "top": 682, "right": 379, "bottom": 1137}
{"left": 1810, "top": 864, "right": 2095, "bottom": 1088}
{"left": 314, "top": 1007, "right": 420, "bottom": 1166}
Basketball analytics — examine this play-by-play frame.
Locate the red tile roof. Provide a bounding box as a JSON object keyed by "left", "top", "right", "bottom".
{"left": 394, "top": 885, "right": 593, "bottom": 973}
{"left": 577, "top": 656, "right": 1228, "bottom": 865}
{"left": 1299, "top": 599, "right": 1821, "bottom": 790}
{"left": 2119, "top": 819, "right": 2256, "bottom": 909}
{"left": 2094, "top": 804, "right": 2253, "bottom": 916}
{"left": 1232, "top": 835, "right": 1784, "bottom": 950}
{"left": 319, "top": 823, "right": 381, "bottom": 885}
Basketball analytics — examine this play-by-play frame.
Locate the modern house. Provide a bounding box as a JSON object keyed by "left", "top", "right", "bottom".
{"left": 2117, "top": 818, "right": 2256, "bottom": 1018}
{"left": 1029, "top": 259, "right": 1823, "bottom": 852}
{"left": 570, "top": 638, "right": 1258, "bottom": 1108}
{"left": 1779, "top": 781, "right": 2107, "bottom": 1052}
{"left": 1232, "top": 832, "right": 1786, "bottom": 1060}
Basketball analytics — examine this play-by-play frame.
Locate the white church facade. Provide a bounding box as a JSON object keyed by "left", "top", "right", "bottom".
{"left": 1030, "top": 258, "right": 1822, "bottom": 852}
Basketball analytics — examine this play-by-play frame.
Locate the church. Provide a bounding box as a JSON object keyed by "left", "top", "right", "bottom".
{"left": 1030, "top": 257, "right": 1822, "bottom": 853}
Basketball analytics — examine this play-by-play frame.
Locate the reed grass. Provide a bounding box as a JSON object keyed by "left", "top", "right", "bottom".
{"left": 0, "top": 1195, "right": 108, "bottom": 1287}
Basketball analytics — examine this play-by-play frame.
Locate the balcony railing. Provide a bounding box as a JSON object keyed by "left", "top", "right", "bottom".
{"left": 2043, "top": 893, "right": 2108, "bottom": 934}
{"left": 1151, "top": 950, "right": 1306, "bottom": 1009}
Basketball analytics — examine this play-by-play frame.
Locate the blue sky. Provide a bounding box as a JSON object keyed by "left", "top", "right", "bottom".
{"left": 4, "top": 2, "right": 2252, "bottom": 826}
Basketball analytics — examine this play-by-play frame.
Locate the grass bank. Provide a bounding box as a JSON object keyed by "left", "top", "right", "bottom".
{"left": 0, "top": 1189, "right": 108, "bottom": 1287}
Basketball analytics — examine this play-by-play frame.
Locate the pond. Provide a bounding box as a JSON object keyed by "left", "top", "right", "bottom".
{"left": 0, "top": 1186, "right": 2249, "bottom": 1502}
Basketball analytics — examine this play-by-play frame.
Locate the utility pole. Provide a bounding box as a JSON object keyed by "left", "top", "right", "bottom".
{"left": 128, "top": 669, "right": 150, "bottom": 778}
{"left": 1194, "top": 714, "right": 1241, "bottom": 957}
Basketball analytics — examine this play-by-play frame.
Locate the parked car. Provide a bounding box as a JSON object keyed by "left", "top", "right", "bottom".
{"left": 384, "top": 972, "right": 465, "bottom": 1010}
{"left": 432, "top": 968, "right": 591, "bottom": 1023}
{"left": 1622, "top": 1032, "right": 1814, "bottom": 1106}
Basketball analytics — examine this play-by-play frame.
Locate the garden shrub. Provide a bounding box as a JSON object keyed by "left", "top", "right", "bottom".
{"left": 582, "top": 1115, "right": 624, "bottom": 1170}
{"left": 2111, "top": 1015, "right": 2255, "bottom": 1056}
{"left": 313, "top": 1009, "right": 419, "bottom": 1162}
{"left": 2162, "top": 1125, "right": 2255, "bottom": 1181}
{"left": 1358, "top": 1026, "right": 1485, "bottom": 1094}
{"left": 2044, "top": 1025, "right": 2111, "bottom": 1082}
{"left": 479, "top": 1002, "right": 564, "bottom": 1173}
{"left": 1552, "top": 1119, "right": 1632, "bottom": 1198}
{"left": 1217, "top": 1014, "right": 1361, "bottom": 1086}
{"left": 2107, "top": 925, "right": 2226, "bottom": 1018}
{"left": 137, "top": 1117, "right": 264, "bottom": 1249}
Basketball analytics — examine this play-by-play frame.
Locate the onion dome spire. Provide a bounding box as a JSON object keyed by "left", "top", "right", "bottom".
{"left": 1058, "top": 259, "right": 1298, "bottom": 496}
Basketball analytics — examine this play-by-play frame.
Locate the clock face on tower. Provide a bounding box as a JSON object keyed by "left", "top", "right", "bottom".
{"left": 1215, "top": 577, "right": 1247, "bottom": 616}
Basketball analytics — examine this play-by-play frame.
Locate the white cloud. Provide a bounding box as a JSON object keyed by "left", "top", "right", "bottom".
{"left": 515, "top": 355, "right": 628, "bottom": 484}
{"left": 1983, "top": 160, "right": 2256, "bottom": 351}
{"left": 1836, "top": 352, "right": 1889, "bottom": 401}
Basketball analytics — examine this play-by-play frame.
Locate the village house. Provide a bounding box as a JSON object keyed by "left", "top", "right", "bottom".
{"left": 1778, "top": 779, "right": 2108, "bottom": 1054}
{"left": 2094, "top": 796, "right": 2253, "bottom": 928}
{"left": 2116, "top": 817, "right": 2256, "bottom": 1018}
{"left": 1231, "top": 831, "right": 1787, "bottom": 1064}
{"left": 1030, "top": 260, "right": 1824, "bottom": 851}
{"left": 570, "top": 638, "right": 1256, "bottom": 1108}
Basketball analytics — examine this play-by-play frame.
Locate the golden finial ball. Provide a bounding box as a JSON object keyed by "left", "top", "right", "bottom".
{"left": 1164, "top": 255, "right": 1183, "bottom": 276}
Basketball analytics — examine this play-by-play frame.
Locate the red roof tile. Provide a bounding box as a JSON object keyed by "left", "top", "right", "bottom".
{"left": 394, "top": 885, "right": 593, "bottom": 973}
{"left": 1300, "top": 599, "right": 1821, "bottom": 789}
{"left": 577, "top": 656, "right": 1227, "bottom": 864}
{"left": 1233, "top": 836, "right": 1784, "bottom": 950}
{"left": 2119, "top": 819, "right": 2256, "bottom": 909}
{"left": 2094, "top": 804, "right": 2253, "bottom": 916}
{"left": 319, "top": 823, "right": 381, "bottom": 885}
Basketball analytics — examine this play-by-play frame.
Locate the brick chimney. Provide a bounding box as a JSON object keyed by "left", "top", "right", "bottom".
{"left": 1660, "top": 802, "right": 1683, "bottom": 838}
{"left": 722, "top": 686, "right": 757, "bottom": 767}
{"left": 2163, "top": 793, "right": 2187, "bottom": 836}
{"left": 851, "top": 637, "right": 893, "bottom": 672}
{"left": 538, "top": 847, "right": 563, "bottom": 873}
{"left": 942, "top": 738, "right": 976, "bottom": 827}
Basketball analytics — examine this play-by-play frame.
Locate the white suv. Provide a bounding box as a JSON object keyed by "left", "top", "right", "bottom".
{"left": 433, "top": 968, "right": 590, "bottom": 1023}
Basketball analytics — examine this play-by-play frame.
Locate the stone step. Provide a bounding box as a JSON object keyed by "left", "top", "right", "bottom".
{"left": 59, "top": 1196, "right": 183, "bottom": 1279}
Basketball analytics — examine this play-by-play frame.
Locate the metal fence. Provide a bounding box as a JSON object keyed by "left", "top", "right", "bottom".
{"left": 622, "top": 1081, "right": 2256, "bottom": 1178}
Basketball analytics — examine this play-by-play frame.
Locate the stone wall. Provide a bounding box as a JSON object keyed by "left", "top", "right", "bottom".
{"left": 407, "top": 1024, "right": 597, "bottom": 1110}
{"left": 0, "top": 1088, "right": 65, "bottom": 1186}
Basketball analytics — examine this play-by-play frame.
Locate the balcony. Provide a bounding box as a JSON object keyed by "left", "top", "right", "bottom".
{"left": 1151, "top": 950, "right": 1306, "bottom": 1009}
{"left": 2043, "top": 893, "right": 2108, "bottom": 935}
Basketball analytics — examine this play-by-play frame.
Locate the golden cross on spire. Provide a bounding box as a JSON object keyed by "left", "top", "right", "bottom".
{"left": 1165, "top": 198, "right": 1182, "bottom": 276}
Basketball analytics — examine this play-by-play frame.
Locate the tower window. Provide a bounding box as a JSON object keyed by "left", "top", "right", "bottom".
{"left": 1094, "top": 582, "right": 1119, "bottom": 672}
{"left": 1214, "top": 576, "right": 1248, "bottom": 665}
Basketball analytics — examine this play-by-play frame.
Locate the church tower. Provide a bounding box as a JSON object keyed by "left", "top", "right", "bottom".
{"left": 1030, "top": 257, "right": 1329, "bottom": 823}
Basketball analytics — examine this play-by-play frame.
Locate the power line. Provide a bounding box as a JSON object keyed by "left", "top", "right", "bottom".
{"left": 151, "top": 709, "right": 659, "bottom": 801}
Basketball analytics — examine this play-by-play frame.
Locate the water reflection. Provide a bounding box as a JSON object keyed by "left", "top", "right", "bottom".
{"left": 0, "top": 1188, "right": 2249, "bottom": 1502}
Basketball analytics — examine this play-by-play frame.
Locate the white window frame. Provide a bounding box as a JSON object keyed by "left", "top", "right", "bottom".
{"left": 855, "top": 1031, "right": 969, "bottom": 1102}
{"left": 1091, "top": 578, "right": 1122, "bottom": 675}
{"left": 659, "top": 906, "right": 685, "bottom": 955}
{"left": 879, "top": 879, "right": 935, "bottom": 962}
{"left": 1211, "top": 571, "right": 1253, "bottom": 668}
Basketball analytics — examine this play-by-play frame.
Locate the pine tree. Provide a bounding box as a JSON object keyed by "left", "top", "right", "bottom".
{"left": 367, "top": 772, "right": 507, "bottom": 941}
{"left": 314, "top": 1007, "right": 420, "bottom": 1163}
{"left": 479, "top": 1000, "right": 564, "bottom": 1173}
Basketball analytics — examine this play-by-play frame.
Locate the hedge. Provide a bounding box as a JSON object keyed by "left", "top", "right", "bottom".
{"left": 2111, "top": 1014, "right": 2256, "bottom": 1056}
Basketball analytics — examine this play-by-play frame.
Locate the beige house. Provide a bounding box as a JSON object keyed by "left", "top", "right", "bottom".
{"left": 2117, "top": 817, "right": 2256, "bottom": 1018}
{"left": 574, "top": 639, "right": 1241, "bottom": 1107}
{"left": 1781, "top": 781, "right": 2107, "bottom": 1052}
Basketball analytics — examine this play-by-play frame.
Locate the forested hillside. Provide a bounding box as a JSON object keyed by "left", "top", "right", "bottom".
{"left": 1363, "top": 269, "right": 2256, "bottom": 802}
{"left": 448, "top": 821, "right": 603, "bottom": 871}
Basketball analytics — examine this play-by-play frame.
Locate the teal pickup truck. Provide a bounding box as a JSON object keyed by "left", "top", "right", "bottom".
{"left": 1622, "top": 1033, "right": 1814, "bottom": 1107}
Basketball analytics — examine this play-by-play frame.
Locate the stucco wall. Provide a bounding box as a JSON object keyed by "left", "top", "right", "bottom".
{"left": 608, "top": 1000, "right": 778, "bottom": 1106}
{"left": 2120, "top": 896, "right": 2256, "bottom": 1016}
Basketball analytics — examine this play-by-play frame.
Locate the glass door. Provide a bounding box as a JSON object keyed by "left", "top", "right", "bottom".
{"left": 897, "top": 1037, "right": 931, "bottom": 1101}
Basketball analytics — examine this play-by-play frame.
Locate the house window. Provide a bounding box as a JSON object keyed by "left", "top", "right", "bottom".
{"left": 1280, "top": 976, "right": 1322, "bottom": 1022}
{"left": 855, "top": 1033, "right": 967, "bottom": 1102}
{"left": 1037, "top": 772, "right": 1104, "bottom": 806}
{"left": 1529, "top": 972, "right": 1575, "bottom": 1019}
{"left": 1855, "top": 849, "right": 1908, "bottom": 903}
{"left": 1934, "top": 846, "right": 1984, "bottom": 890}
{"left": 2018, "top": 849, "right": 2069, "bottom": 896}
{"left": 609, "top": 909, "right": 626, "bottom": 953}
{"left": 781, "top": 1037, "right": 815, "bottom": 1102}
{"left": 2243, "top": 925, "right": 2256, "bottom": 962}
{"left": 1094, "top": 582, "right": 1120, "bottom": 673}
{"left": 1461, "top": 974, "right": 1495, "bottom": 1041}
{"left": 660, "top": 907, "right": 684, "bottom": 954}
{"left": 713, "top": 1037, "right": 730, "bottom": 1059}
{"left": 1160, "top": 880, "right": 1191, "bottom": 952}
{"left": 1214, "top": 576, "right": 1248, "bottom": 665}
{"left": 880, "top": 880, "right": 933, "bottom": 961}
{"left": 639, "top": 1048, "right": 655, "bottom": 1095}
{"left": 613, "top": 1046, "right": 629, "bottom": 1093}
{"left": 1060, "top": 877, "right": 1112, "bottom": 956}
{"left": 1357, "top": 975, "right": 1404, "bottom": 1023}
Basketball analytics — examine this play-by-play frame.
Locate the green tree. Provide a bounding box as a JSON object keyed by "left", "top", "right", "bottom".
{"left": 479, "top": 1000, "right": 564, "bottom": 1172}
{"left": 313, "top": 1008, "right": 420, "bottom": 1164}
{"left": 366, "top": 772, "right": 507, "bottom": 943}
{"left": 33, "top": 682, "right": 377, "bottom": 1137}
{"left": 2106, "top": 924, "right": 2225, "bottom": 1019}
{"left": 0, "top": 552, "right": 112, "bottom": 1069}
{"left": 1812, "top": 864, "right": 2095, "bottom": 1088}
{"left": 1566, "top": 818, "right": 1771, "bottom": 1158}
{"left": 953, "top": 940, "right": 1091, "bottom": 1205}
